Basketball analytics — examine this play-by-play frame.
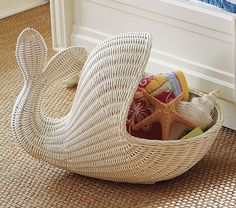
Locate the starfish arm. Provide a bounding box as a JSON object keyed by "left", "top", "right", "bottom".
{"left": 175, "top": 113, "right": 196, "bottom": 129}
{"left": 169, "top": 92, "right": 184, "bottom": 106}
{"left": 160, "top": 120, "right": 172, "bottom": 140}
{"left": 133, "top": 113, "right": 159, "bottom": 130}
{"left": 143, "top": 90, "right": 162, "bottom": 108}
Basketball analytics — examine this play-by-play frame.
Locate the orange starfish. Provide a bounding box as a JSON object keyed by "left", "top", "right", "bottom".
{"left": 133, "top": 91, "right": 196, "bottom": 140}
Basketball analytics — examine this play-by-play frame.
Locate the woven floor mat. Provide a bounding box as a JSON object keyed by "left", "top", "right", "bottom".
{"left": 0, "top": 4, "right": 236, "bottom": 208}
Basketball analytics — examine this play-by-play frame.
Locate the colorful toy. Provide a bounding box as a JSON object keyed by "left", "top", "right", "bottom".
{"left": 126, "top": 71, "right": 189, "bottom": 140}
{"left": 180, "top": 127, "right": 203, "bottom": 140}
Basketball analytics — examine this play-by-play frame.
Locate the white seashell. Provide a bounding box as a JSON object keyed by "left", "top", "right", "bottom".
{"left": 176, "top": 90, "right": 218, "bottom": 130}
{"left": 191, "top": 89, "right": 219, "bottom": 113}
{"left": 169, "top": 90, "right": 218, "bottom": 138}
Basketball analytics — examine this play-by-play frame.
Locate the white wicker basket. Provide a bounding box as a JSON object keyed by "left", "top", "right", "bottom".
{"left": 11, "top": 28, "right": 224, "bottom": 184}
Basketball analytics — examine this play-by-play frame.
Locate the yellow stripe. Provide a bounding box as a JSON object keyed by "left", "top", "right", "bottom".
{"left": 134, "top": 71, "right": 189, "bottom": 101}
{"left": 174, "top": 70, "right": 189, "bottom": 101}
{"left": 146, "top": 76, "right": 167, "bottom": 93}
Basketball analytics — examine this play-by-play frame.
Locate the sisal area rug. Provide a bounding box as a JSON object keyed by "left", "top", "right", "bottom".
{"left": 0, "top": 4, "right": 236, "bottom": 208}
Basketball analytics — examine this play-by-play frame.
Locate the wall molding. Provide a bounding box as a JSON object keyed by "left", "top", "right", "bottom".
{"left": 0, "top": 0, "right": 48, "bottom": 19}
{"left": 87, "top": 0, "right": 234, "bottom": 43}
{"left": 71, "top": 25, "right": 235, "bottom": 101}
{"left": 72, "top": 25, "right": 234, "bottom": 83}
{"left": 83, "top": 0, "right": 236, "bottom": 100}
{"left": 50, "top": 0, "right": 73, "bottom": 50}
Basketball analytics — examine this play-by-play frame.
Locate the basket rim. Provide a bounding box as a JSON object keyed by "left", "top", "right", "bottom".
{"left": 123, "top": 88, "right": 224, "bottom": 147}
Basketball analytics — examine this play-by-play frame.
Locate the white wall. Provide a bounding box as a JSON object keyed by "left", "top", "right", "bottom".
{"left": 0, "top": 0, "right": 48, "bottom": 19}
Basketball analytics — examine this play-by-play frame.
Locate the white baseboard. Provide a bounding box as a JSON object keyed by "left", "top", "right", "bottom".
{"left": 0, "top": 0, "right": 49, "bottom": 19}
{"left": 218, "top": 99, "right": 236, "bottom": 130}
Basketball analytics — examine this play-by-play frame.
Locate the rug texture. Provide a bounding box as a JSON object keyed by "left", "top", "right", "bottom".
{"left": 0, "top": 4, "right": 236, "bottom": 208}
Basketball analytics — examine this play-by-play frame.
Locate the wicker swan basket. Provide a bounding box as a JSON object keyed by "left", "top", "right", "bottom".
{"left": 11, "top": 28, "right": 223, "bottom": 184}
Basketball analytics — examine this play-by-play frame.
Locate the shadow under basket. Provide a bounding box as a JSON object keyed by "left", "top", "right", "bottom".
{"left": 12, "top": 28, "right": 224, "bottom": 184}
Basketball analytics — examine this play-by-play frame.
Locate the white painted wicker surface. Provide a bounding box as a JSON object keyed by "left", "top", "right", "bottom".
{"left": 11, "top": 28, "right": 224, "bottom": 184}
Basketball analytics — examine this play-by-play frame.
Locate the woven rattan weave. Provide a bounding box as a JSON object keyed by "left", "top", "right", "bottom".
{"left": 11, "top": 28, "right": 223, "bottom": 184}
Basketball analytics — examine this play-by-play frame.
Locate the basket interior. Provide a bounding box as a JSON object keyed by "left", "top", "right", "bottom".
{"left": 126, "top": 90, "right": 219, "bottom": 141}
